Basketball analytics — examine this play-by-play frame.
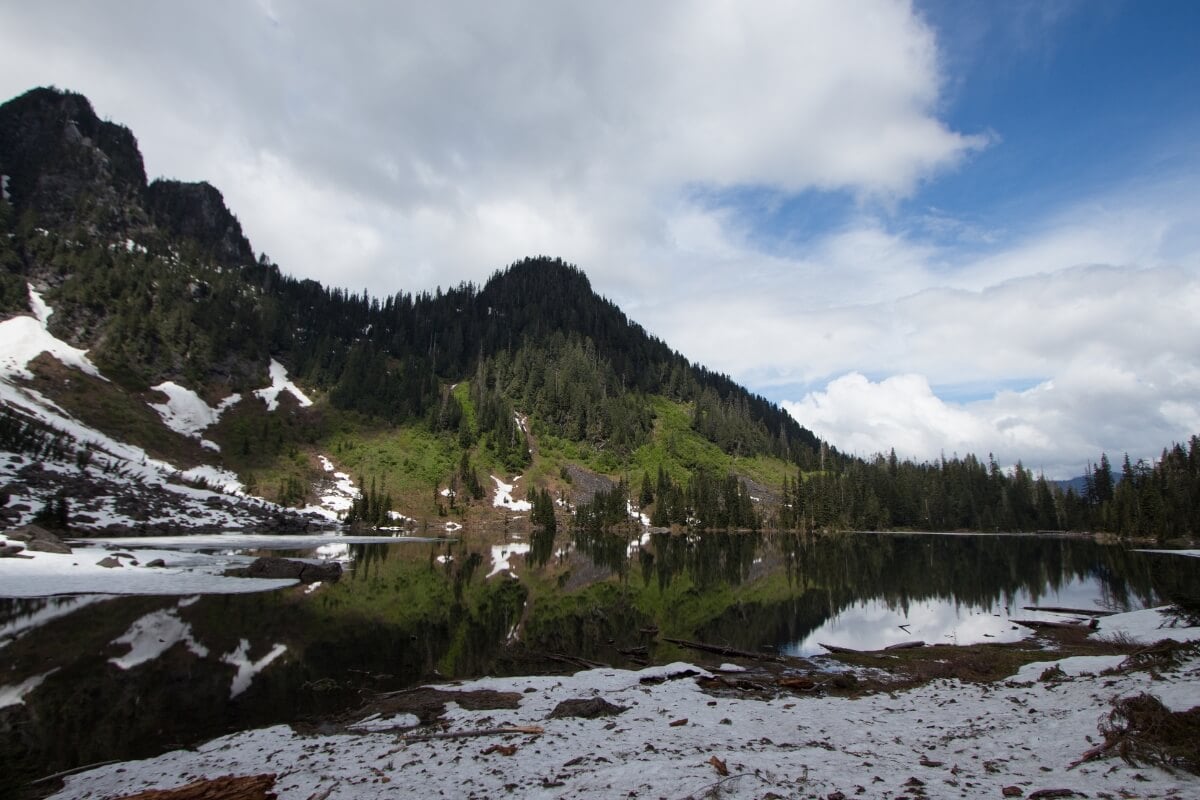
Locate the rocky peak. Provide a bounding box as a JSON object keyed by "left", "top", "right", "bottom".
{"left": 146, "top": 179, "right": 256, "bottom": 267}
{"left": 0, "top": 86, "right": 149, "bottom": 234}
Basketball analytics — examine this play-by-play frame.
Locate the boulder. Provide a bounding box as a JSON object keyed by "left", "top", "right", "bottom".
{"left": 245, "top": 556, "right": 342, "bottom": 583}
{"left": 96, "top": 555, "right": 123, "bottom": 568}
{"left": 1, "top": 544, "right": 27, "bottom": 557}
{"left": 26, "top": 538, "right": 73, "bottom": 554}
{"left": 5, "top": 524, "right": 55, "bottom": 542}
{"left": 145, "top": 558, "right": 166, "bottom": 568}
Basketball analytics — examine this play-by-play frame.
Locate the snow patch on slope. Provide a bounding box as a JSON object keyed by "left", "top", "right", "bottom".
{"left": 0, "top": 285, "right": 104, "bottom": 381}
{"left": 0, "top": 669, "right": 57, "bottom": 710}
{"left": 300, "top": 454, "right": 360, "bottom": 521}
{"left": 254, "top": 359, "right": 312, "bottom": 411}
{"left": 148, "top": 382, "right": 240, "bottom": 450}
{"left": 491, "top": 475, "right": 532, "bottom": 512}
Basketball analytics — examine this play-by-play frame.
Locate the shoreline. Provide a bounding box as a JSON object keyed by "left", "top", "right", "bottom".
{"left": 37, "top": 606, "right": 1200, "bottom": 800}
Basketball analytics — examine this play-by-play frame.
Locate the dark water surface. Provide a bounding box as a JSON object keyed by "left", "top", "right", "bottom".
{"left": 1, "top": 529, "right": 1196, "bottom": 795}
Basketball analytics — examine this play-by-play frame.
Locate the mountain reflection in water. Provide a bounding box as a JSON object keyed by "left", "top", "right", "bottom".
{"left": 1, "top": 529, "right": 1195, "bottom": 796}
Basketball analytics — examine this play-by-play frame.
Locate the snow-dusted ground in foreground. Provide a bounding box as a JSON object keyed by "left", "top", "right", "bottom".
{"left": 49, "top": 608, "right": 1200, "bottom": 800}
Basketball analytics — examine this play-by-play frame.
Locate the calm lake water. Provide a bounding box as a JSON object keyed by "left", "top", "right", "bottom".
{"left": 1, "top": 529, "right": 1196, "bottom": 795}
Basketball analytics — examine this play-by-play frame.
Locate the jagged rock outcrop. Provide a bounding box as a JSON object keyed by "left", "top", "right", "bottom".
{"left": 147, "top": 179, "right": 256, "bottom": 266}
{"left": 0, "top": 87, "right": 149, "bottom": 235}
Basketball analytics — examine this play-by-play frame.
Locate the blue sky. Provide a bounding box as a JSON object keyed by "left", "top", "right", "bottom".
{"left": 1, "top": 0, "right": 1198, "bottom": 476}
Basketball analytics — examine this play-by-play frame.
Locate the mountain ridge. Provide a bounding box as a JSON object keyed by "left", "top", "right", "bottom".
{"left": 0, "top": 86, "right": 822, "bottom": 531}
{"left": 3, "top": 86, "right": 1195, "bottom": 541}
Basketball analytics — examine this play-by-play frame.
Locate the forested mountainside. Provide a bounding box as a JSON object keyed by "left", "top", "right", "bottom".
{"left": 1, "top": 86, "right": 1197, "bottom": 540}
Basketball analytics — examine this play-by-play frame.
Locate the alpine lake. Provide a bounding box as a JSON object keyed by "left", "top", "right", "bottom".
{"left": 2, "top": 527, "right": 1197, "bottom": 796}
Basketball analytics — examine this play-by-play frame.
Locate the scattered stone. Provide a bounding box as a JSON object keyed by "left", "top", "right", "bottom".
{"left": 548, "top": 698, "right": 627, "bottom": 719}
{"left": 145, "top": 558, "right": 166, "bottom": 568}
{"left": 96, "top": 555, "right": 123, "bottom": 568}
{"left": 1003, "top": 787, "right": 1024, "bottom": 797}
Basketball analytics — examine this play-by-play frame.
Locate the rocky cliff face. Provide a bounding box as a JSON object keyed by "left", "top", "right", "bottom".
{"left": 147, "top": 179, "right": 256, "bottom": 266}
{"left": 0, "top": 87, "right": 255, "bottom": 269}
{"left": 0, "top": 87, "right": 149, "bottom": 236}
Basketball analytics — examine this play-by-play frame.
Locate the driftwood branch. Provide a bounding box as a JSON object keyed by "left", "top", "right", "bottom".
{"left": 390, "top": 725, "right": 544, "bottom": 748}
{"left": 30, "top": 760, "right": 122, "bottom": 785}
{"left": 1067, "top": 739, "right": 1116, "bottom": 770}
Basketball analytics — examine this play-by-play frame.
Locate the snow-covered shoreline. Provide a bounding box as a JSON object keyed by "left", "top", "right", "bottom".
{"left": 43, "top": 606, "right": 1200, "bottom": 799}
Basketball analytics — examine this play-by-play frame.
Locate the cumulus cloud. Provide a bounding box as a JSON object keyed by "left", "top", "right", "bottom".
{"left": 0, "top": 0, "right": 982, "bottom": 295}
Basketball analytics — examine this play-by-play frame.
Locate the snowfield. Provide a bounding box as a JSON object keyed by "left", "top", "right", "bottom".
{"left": 47, "top": 608, "right": 1200, "bottom": 799}
{"left": 0, "top": 287, "right": 339, "bottom": 532}
{"left": 0, "top": 533, "right": 445, "bottom": 598}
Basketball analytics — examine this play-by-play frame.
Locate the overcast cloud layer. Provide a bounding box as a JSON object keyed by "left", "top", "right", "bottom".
{"left": 2, "top": 0, "right": 1198, "bottom": 477}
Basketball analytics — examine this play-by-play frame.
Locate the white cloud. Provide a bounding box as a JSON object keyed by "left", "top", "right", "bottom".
{"left": 0, "top": 0, "right": 981, "bottom": 294}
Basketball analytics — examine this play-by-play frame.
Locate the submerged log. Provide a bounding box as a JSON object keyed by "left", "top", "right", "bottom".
{"left": 1011, "top": 619, "right": 1097, "bottom": 631}
{"left": 820, "top": 640, "right": 925, "bottom": 654}
{"left": 661, "top": 637, "right": 782, "bottom": 663}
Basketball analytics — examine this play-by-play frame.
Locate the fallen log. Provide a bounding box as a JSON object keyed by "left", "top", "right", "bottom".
{"left": 662, "top": 637, "right": 782, "bottom": 662}
{"left": 1023, "top": 606, "right": 1116, "bottom": 616}
{"left": 539, "top": 651, "right": 610, "bottom": 670}
{"left": 108, "top": 774, "right": 277, "bottom": 800}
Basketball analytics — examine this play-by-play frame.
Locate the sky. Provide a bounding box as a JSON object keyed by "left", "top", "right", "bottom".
{"left": 2, "top": 0, "right": 1198, "bottom": 478}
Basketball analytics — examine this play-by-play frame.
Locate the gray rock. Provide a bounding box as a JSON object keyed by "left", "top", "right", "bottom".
{"left": 1, "top": 544, "right": 27, "bottom": 557}
{"left": 144, "top": 558, "right": 166, "bottom": 568}
{"left": 27, "top": 538, "right": 72, "bottom": 555}
{"left": 96, "top": 555, "right": 123, "bottom": 568}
